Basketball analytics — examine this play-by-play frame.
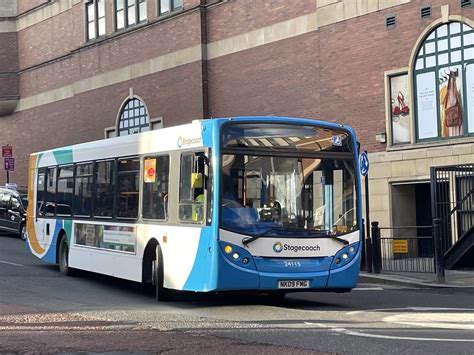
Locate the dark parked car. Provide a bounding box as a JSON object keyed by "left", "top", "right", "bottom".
{"left": 0, "top": 186, "right": 28, "bottom": 240}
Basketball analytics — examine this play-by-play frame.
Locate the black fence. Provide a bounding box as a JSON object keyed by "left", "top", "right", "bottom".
{"left": 431, "top": 164, "right": 474, "bottom": 254}
{"left": 368, "top": 223, "right": 435, "bottom": 274}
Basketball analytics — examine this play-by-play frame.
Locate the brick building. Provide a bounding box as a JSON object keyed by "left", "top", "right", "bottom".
{"left": 0, "top": 0, "right": 473, "bottom": 232}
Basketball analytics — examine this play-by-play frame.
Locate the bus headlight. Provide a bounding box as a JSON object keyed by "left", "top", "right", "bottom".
{"left": 219, "top": 242, "right": 256, "bottom": 270}
{"left": 330, "top": 242, "right": 359, "bottom": 270}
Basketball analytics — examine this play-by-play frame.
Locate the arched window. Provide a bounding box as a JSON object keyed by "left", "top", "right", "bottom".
{"left": 414, "top": 21, "right": 474, "bottom": 141}
{"left": 117, "top": 98, "right": 150, "bottom": 136}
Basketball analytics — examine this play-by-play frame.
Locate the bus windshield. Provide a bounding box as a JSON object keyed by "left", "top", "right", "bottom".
{"left": 220, "top": 123, "right": 357, "bottom": 237}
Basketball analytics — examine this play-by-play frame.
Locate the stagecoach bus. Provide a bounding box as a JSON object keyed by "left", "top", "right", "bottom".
{"left": 26, "top": 116, "right": 362, "bottom": 300}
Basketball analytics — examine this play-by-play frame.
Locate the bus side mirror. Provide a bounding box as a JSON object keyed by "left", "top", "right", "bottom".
{"left": 191, "top": 173, "right": 203, "bottom": 189}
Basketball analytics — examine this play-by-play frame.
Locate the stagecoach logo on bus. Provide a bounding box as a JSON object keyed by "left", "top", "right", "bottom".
{"left": 273, "top": 242, "right": 321, "bottom": 254}
{"left": 273, "top": 242, "right": 283, "bottom": 253}
{"left": 177, "top": 136, "right": 202, "bottom": 148}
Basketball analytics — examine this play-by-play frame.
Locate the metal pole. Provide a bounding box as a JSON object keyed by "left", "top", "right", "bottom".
{"left": 6, "top": 170, "right": 9, "bottom": 184}
{"left": 361, "top": 218, "right": 366, "bottom": 271}
{"left": 371, "top": 221, "right": 381, "bottom": 274}
{"left": 433, "top": 218, "right": 445, "bottom": 283}
{"left": 364, "top": 164, "right": 372, "bottom": 273}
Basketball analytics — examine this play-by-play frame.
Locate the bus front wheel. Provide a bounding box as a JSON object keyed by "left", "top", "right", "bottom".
{"left": 153, "top": 245, "right": 172, "bottom": 302}
{"left": 58, "top": 235, "right": 73, "bottom": 276}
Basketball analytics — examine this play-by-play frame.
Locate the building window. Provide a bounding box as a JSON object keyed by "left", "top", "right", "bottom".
{"left": 158, "top": 0, "right": 182, "bottom": 16}
{"left": 117, "top": 98, "right": 150, "bottom": 136}
{"left": 414, "top": 21, "right": 474, "bottom": 141}
{"left": 86, "top": 0, "right": 106, "bottom": 41}
{"left": 115, "top": 0, "right": 147, "bottom": 30}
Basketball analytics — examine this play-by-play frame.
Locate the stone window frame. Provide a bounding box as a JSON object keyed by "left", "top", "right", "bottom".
{"left": 385, "top": 14, "right": 474, "bottom": 150}
{"left": 85, "top": 0, "right": 106, "bottom": 41}
{"left": 105, "top": 118, "right": 162, "bottom": 138}
{"left": 157, "top": 0, "right": 183, "bottom": 17}
{"left": 413, "top": 20, "right": 474, "bottom": 142}
{"left": 114, "top": 0, "right": 148, "bottom": 31}
{"left": 117, "top": 96, "right": 151, "bottom": 136}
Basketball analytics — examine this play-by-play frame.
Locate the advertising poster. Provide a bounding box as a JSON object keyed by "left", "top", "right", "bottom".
{"left": 466, "top": 64, "right": 474, "bottom": 133}
{"left": 144, "top": 158, "right": 156, "bottom": 183}
{"left": 75, "top": 223, "right": 135, "bottom": 253}
{"left": 416, "top": 72, "right": 438, "bottom": 139}
{"left": 439, "top": 66, "right": 464, "bottom": 138}
{"left": 390, "top": 74, "right": 411, "bottom": 144}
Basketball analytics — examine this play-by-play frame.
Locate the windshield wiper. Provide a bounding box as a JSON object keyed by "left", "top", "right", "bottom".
{"left": 242, "top": 228, "right": 285, "bottom": 246}
{"left": 242, "top": 228, "right": 349, "bottom": 246}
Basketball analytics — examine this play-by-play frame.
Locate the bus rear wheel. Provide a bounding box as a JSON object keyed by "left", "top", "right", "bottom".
{"left": 153, "top": 245, "right": 172, "bottom": 302}
{"left": 58, "top": 235, "right": 73, "bottom": 276}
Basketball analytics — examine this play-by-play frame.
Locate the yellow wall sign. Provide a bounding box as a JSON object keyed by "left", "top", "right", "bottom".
{"left": 393, "top": 239, "right": 408, "bottom": 253}
{"left": 144, "top": 158, "right": 156, "bottom": 183}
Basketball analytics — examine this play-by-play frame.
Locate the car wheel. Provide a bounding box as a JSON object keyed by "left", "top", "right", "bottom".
{"left": 19, "top": 224, "right": 27, "bottom": 241}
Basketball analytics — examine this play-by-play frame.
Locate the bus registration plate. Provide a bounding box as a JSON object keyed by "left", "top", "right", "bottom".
{"left": 278, "top": 280, "right": 309, "bottom": 289}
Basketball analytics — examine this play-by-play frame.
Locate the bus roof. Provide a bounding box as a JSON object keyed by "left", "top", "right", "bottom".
{"left": 32, "top": 117, "right": 355, "bottom": 167}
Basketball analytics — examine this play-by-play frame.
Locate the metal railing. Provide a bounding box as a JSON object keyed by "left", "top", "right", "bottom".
{"left": 431, "top": 164, "right": 474, "bottom": 253}
{"left": 370, "top": 223, "right": 435, "bottom": 274}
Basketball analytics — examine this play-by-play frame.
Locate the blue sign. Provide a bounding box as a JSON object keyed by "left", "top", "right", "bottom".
{"left": 359, "top": 152, "right": 369, "bottom": 177}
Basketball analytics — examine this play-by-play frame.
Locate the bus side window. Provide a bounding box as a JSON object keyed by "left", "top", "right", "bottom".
{"left": 57, "top": 165, "right": 74, "bottom": 217}
{"left": 142, "top": 155, "right": 170, "bottom": 220}
{"left": 179, "top": 152, "right": 207, "bottom": 223}
{"left": 36, "top": 169, "right": 46, "bottom": 217}
{"left": 45, "top": 167, "right": 57, "bottom": 216}
{"left": 116, "top": 157, "right": 140, "bottom": 219}
{"left": 93, "top": 160, "right": 116, "bottom": 218}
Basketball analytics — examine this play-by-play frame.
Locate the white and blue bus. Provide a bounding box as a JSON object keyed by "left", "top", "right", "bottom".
{"left": 27, "top": 117, "right": 362, "bottom": 300}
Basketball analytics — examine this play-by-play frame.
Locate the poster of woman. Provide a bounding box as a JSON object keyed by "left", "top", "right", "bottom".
{"left": 439, "top": 66, "right": 464, "bottom": 138}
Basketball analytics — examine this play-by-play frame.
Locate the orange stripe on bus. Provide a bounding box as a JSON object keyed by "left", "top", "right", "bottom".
{"left": 27, "top": 155, "right": 46, "bottom": 255}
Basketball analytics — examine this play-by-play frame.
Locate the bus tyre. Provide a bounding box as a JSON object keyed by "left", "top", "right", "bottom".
{"left": 58, "top": 236, "right": 73, "bottom": 276}
{"left": 154, "top": 245, "right": 172, "bottom": 302}
{"left": 19, "top": 224, "right": 27, "bottom": 241}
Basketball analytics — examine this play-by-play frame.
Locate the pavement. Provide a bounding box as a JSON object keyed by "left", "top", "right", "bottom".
{"left": 359, "top": 269, "right": 474, "bottom": 288}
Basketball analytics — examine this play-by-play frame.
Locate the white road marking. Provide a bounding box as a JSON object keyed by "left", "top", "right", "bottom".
{"left": 383, "top": 312, "right": 474, "bottom": 330}
{"left": 353, "top": 287, "right": 384, "bottom": 291}
{"left": 331, "top": 327, "right": 474, "bottom": 342}
{"left": 304, "top": 322, "right": 474, "bottom": 342}
{"left": 347, "top": 306, "right": 474, "bottom": 315}
{"left": 0, "top": 260, "right": 24, "bottom": 267}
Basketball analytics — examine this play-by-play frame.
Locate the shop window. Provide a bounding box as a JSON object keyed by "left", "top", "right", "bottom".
{"left": 117, "top": 98, "right": 150, "bottom": 136}
{"left": 414, "top": 21, "right": 474, "bottom": 141}
{"left": 158, "top": 0, "right": 182, "bottom": 16}
{"left": 115, "top": 0, "right": 147, "bottom": 30}
{"left": 86, "top": 0, "right": 106, "bottom": 41}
